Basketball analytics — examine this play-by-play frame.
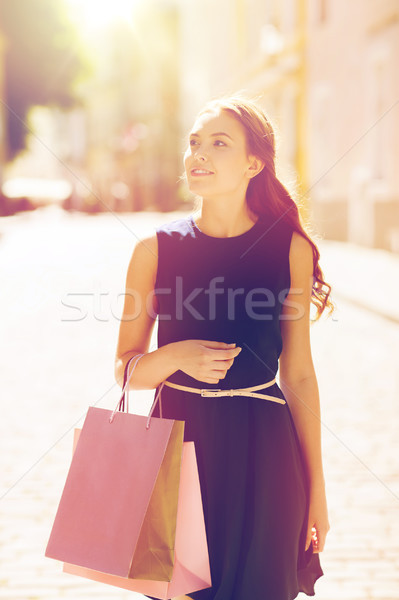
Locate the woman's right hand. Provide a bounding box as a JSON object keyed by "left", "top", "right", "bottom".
{"left": 168, "top": 340, "right": 242, "bottom": 384}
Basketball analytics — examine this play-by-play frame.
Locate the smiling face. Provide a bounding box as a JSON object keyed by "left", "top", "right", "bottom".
{"left": 184, "top": 109, "right": 261, "bottom": 202}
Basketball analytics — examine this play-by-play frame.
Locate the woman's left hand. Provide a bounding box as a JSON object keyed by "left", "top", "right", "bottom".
{"left": 305, "top": 484, "right": 330, "bottom": 553}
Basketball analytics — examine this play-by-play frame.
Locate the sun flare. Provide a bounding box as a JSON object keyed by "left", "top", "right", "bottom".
{"left": 66, "top": 0, "right": 139, "bottom": 30}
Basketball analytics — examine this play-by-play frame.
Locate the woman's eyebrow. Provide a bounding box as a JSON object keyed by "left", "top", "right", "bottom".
{"left": 190, "top": 131, "right": 234, "bottom": 140}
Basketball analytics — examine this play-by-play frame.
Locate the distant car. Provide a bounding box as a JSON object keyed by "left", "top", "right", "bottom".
{"left": 1, "top": 177, "right": 73, "bottom": 214}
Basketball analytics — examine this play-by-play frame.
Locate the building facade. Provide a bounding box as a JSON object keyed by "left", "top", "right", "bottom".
{"left": 306, "top": 0, "right": 399, "bottom": 249}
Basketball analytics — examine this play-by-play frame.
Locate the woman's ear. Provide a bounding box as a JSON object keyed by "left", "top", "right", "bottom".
{"left": 247, "top": 155, "right": 264, "bottom": 179}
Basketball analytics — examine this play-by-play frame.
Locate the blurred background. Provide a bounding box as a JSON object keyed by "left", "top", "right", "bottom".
{"left": 0, "top": 0, "right": 398, "bottom": 248}
{"left": 1, "top": 1, "right": 399, "bottom": 600}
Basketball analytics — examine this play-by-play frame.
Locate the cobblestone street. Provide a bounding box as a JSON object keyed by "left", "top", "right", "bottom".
{"left": 1, "top": 207, "right": 398, "bottom": 600}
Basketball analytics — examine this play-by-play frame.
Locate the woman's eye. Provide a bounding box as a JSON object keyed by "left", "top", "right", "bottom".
{"left": 189, "top": 139, "right": 226, "bottom": 148}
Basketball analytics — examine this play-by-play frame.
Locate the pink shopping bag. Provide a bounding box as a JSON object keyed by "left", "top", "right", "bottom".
{"left": 63, "top": 434, "right": 212, "bottom": 599}
{"left": 46, "top": 353, "right": 211, "bottom": 598}
{"left": 45, "top": 406, "right": 184, "bottom": 580}
{"left": 46, "top": 354, "right": 186, "bottom": 581}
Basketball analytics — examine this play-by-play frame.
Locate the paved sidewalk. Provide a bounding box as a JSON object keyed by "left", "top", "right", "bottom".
{"left": 319, "top": 239, "right": 399, "bottom": 323}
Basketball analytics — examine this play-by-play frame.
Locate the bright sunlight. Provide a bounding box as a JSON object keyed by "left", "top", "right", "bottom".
{"left": 66, "top": 0, "right": 140, "bottom": 30}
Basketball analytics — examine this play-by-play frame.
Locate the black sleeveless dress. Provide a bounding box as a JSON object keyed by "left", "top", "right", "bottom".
{"left": 148, "top": 213, "right": 323, "bottom": 600}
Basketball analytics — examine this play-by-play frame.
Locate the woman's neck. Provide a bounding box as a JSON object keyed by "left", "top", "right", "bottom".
{"left": 193, "top": 202, "right": 258, "bottom": 238}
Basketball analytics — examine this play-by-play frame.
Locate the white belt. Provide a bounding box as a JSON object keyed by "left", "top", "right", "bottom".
{"left": 163, "top": 378, "right": 286, "bottom": 405}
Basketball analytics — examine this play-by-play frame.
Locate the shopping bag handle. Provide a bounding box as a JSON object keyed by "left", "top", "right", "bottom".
{"left": 109, "top": 353, "right": 165, "bottom": 429}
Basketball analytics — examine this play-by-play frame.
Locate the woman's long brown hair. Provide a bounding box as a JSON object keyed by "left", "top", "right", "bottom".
{"left": 198, "top": 96, "right": 335, "bottom": 322}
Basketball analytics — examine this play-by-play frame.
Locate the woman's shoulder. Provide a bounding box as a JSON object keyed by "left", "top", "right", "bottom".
{"left": 156, "top": 215, "right": 193, "bottom": 241}
{"left": 156, "top": 214, "right": 193, "bottom": 239}
{"left": 156, "top": 215, "right": 195, "bottom": 251}
{"left": 129, "top": 234, "right": 158, "bottom": 275}
{"left": 289, "top": 230, "right": 314, "bottom": 278}
{"left": 132, "top": 214, "right": 193, "bottom": 256}
{"left": 290, "top": 230, "right": 313, "bottom": 257}
{"left": 133, "top": 233, "right": 158, "bottom": 254}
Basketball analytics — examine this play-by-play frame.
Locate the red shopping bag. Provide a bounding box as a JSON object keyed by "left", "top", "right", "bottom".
{"left": 45, "top": 354, "right": 184, "bottom": 581}
{"left": 63, "top": 433, "right": 212, "bottom": 599}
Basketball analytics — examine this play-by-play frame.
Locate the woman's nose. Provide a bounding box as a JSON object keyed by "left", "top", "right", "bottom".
{"left": 193, "top": 147, "right": 207, "bottom": 161}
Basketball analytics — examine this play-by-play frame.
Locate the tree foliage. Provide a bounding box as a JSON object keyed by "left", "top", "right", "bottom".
{"left": 0, "top": 0, "right": 88, "bottom": 159}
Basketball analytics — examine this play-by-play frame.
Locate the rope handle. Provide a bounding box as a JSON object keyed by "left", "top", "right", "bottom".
{"left": 109, "top": 353, "right": 165, "bottom": 428}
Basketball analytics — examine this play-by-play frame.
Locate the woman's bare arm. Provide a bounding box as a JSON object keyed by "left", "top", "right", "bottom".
{"left": 114, "top": 234, "right": 178, "bottom": 389}
{"left": 279, "top": 231, "right": 329, "bottom": 551}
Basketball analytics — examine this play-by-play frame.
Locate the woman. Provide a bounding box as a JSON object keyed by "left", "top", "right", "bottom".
{"left": 115, "top": 96, "right": 333, "bottom": 600}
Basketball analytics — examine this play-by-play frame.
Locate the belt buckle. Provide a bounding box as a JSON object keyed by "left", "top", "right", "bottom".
{"left": 201, "top": 388, "right": 222, "bottom": 397}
